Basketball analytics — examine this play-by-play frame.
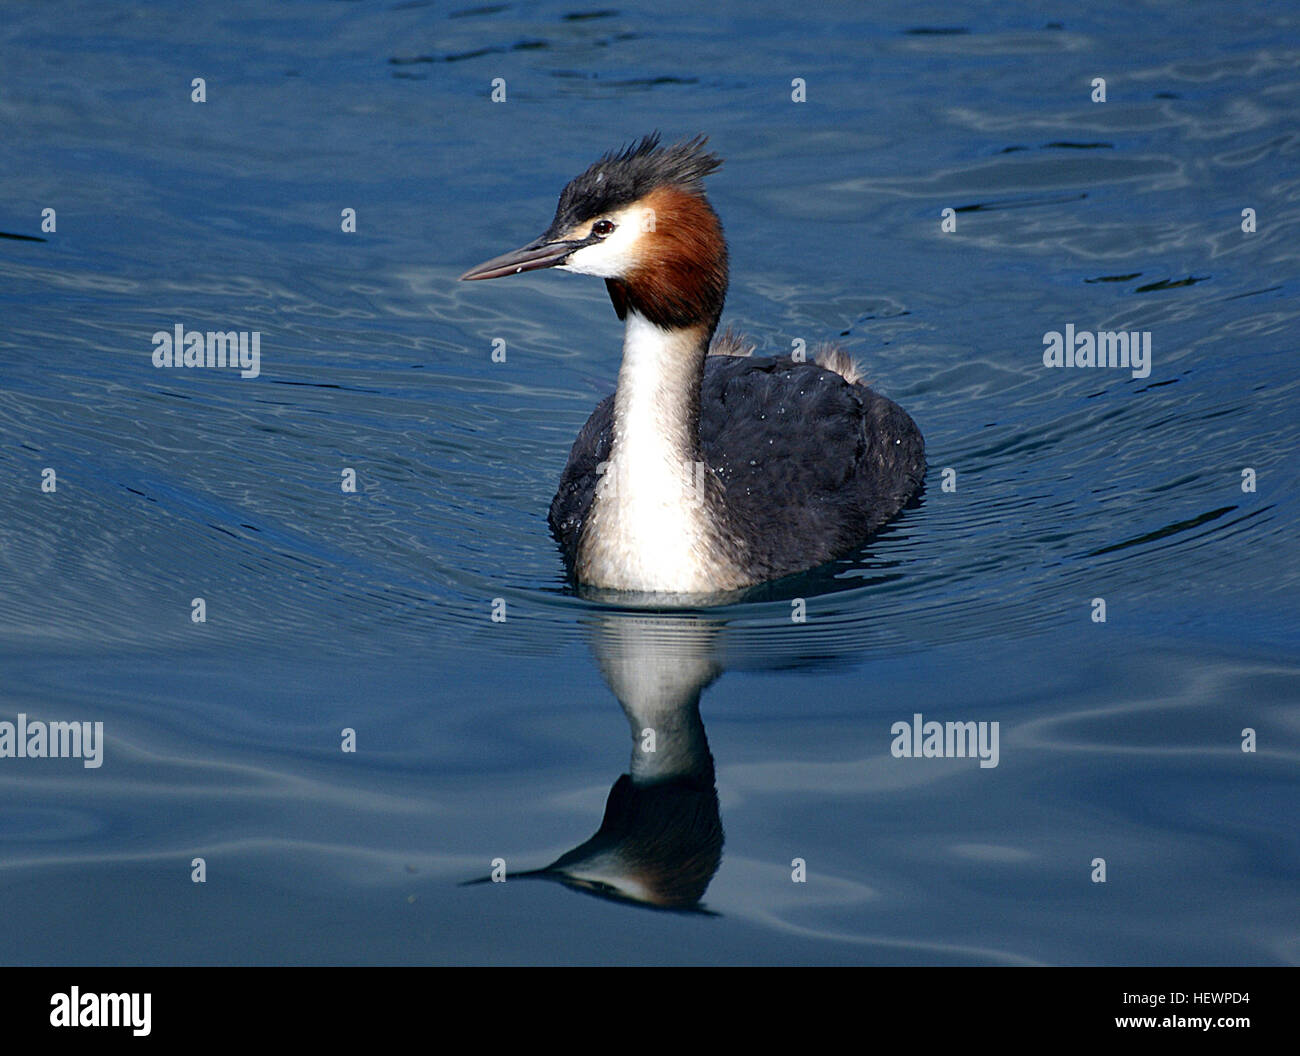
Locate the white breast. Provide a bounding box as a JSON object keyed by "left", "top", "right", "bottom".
{"left": 577, "top": 313, "right": 723, "bottom": 593}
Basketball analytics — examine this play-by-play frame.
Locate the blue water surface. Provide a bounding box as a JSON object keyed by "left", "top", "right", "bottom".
{"left": 0, "top": 0, "right": 1297, "bottom": 964}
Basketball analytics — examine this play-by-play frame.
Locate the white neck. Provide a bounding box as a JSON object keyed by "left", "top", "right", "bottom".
{"left": 576, "top": 312, "right": 720, "bottom": 593}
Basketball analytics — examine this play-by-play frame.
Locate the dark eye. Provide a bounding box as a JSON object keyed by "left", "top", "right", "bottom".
{"left": 592, "top": 219, "right": 616, "bottom": 237}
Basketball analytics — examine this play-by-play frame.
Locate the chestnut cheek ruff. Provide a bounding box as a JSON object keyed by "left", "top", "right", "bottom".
{"left": 605, "top": 187, "right": 728, "bottom": 336}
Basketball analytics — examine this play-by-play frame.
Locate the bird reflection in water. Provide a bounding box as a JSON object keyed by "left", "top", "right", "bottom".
{"left": 465, "top": 613, "right": 725, "bottom": 911}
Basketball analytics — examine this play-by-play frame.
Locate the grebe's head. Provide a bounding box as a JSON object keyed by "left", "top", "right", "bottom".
{"left": 460, "top": 133, "right": 729, "bottom": 331}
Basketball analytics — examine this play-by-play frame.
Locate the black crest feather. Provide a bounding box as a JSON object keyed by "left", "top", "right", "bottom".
{"left": 543, "top": 133, "right": 722, "bottom": 237}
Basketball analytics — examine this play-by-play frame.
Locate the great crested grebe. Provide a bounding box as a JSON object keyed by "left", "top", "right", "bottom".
{"left": 460, "top": 134, "right": 925, "bottom": 594}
